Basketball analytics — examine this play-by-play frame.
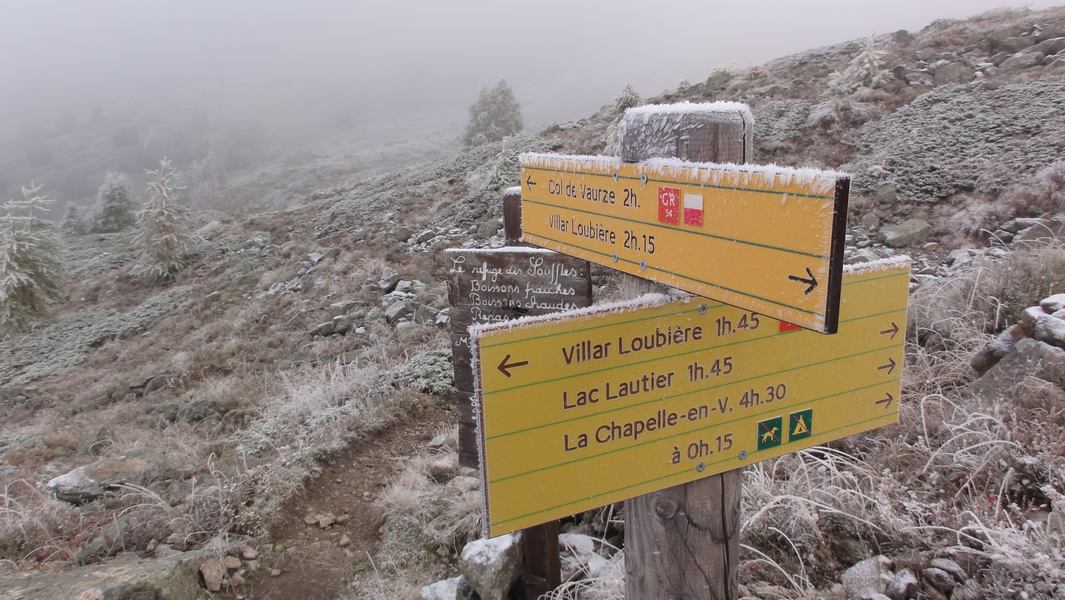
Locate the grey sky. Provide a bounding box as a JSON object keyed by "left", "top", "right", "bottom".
{"left": 0, "top": 0, "right": 1057, "bottom": 134}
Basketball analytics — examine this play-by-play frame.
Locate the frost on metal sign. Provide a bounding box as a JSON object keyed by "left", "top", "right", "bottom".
{"left": 471, "top": 258, "right": 909, "bottom": 537}
{"left": 519, "top": 153, "right": 850, "bottom": 334}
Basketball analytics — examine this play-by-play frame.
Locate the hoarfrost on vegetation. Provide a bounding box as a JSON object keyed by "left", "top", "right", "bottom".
{"left": 848, "top": 81, "right": 1065, "bottom": 202}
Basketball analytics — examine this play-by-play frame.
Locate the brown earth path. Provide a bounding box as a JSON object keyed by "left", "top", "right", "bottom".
{"left": 229, "top": 404, "right": 453, "bottom": 600}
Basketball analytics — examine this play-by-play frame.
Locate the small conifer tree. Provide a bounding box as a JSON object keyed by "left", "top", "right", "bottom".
{"left": 614, "top": 83, "right": 642, "bottom": 115}
{"left": 462, "top": 80, "right": 523, "bottom": 147}
{"left": 0, "top": 182, "right": 62, "bottom": 335}
{"left": 828, "top": 34, "right": 888, "bottom": 96}
{"left": 93, "top": 171, "right": 136, "bottom": 233}
{"left": 133, "top": 159, "right": 193, "bottom": 282}
{"left": 61, "top": 204, "right": 87, "bottom": 237}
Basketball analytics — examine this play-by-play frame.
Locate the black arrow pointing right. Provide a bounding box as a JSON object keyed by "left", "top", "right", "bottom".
{"left": 788, "top": 268, "right": 818, "bottom": 295}
{"left": 877, "top": 357, "right": 897, "bottom": 376}
{"left": 880, "top": 322, "right": 900, "bottom": 340}
{"left": 876, "top": 392, "right": 894, "bottom": 409}
{"left": 498, "top": 354, "right": 529, "bottom": 378}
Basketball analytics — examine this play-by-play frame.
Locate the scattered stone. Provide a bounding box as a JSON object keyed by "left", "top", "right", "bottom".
{"left": 0, "top": 550, "right": 207, "bottom": 599}
{"left": 427, "top": 432, "right": 450, "bottom": 450}
{"left": 47, "top": 448, "right": 171, "bottom": 504}
{"left": 385, "top": 301, "right": 414, "bottom": 324}
{"left": 309, "top": 321, "right": 335, "bottom": 337}
{"left": 841, "top": 555, "right": 894, "bottom": 598}
{"left": 879, "top": 219, "right": 932, "bottom": 248}
{"left": 932, "top": 61, "right": 974, "bottom": 85}
{"left": 558, "top": 533, "right": 610, "bottom": 581}
{"left": 317, "top": 513, "right": 337, "bottom": 529}
{"left": 270, "top": 569, "right": 282, "bottom": 577}
{"left": 336, "top": 514, "right": 351, "bottom": 525}
{"left": 329, "top": 300, "right": 359, "bottom": 317}
{"left": 419, "top": 575, "right": 474, "bottom": 600}
{"left": 332, "top": 314, "right": 357, "bottom": 335}
{"left": 304, "top": 514, "right": 318, "bottom": 526}
{"left": 338, "top": 535, "right": 351, "bottom": 547}
{"left": 308, "top": 252, "right": 325, "bottom": 265}
{"left": 1033, "top": 314, "right": 1065, "bottom": 350}
{"left": 459, "top": 533, "right": 523, "bottom": 600}
{"left": 921, "top": 567, "right": 955, "bottom": 594}
{"left": 1040, "top": 294, "right": 1065, "bottom": 313}
{"left": 223, "top": 555, "right": 242, "bottom": 571}
{"left": 1032, "top": 36, "right": 1065, "bottom": 56}
{"left": 199, "top": 559, "right": 226, "bottom": 592}
{"left": 378, "top": 272, "right": 402, "bottom": 293}
{"left": 969, "top": 327, "right": 1018, "bottom": 375}
{"left": 885, "top": 568, "right": 919, "bottom": 600}
{"left": 1000, "top": 51, "right": 1046, "bottom": 71}
{"left": 928, "top": 558, "right": 967, "bottom": 583}
{"left": 846, "top": 248, "right": 881, "bottom": 265}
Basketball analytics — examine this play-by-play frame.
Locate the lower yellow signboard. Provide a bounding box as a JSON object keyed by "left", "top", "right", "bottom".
{"left": 471, "top": 258, "right": 910, "bottom": 537}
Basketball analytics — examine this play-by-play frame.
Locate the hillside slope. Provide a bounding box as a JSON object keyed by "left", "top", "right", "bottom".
{"left": 2, "top": 5, "right": 1065, "bottom": 600}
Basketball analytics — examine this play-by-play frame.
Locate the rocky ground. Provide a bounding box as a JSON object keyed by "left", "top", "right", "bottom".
{"left": 2, "top": 5, "right": 1065, "bottom": 600}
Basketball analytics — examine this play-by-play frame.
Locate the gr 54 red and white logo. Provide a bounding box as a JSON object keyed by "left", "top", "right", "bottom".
{"left": 658, "top": 187, "right": 680, "bottom": 224}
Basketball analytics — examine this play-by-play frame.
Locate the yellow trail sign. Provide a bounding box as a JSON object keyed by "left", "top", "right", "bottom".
{"left": 520, "top": 153, "right": 850, "bottom": 334}
{"left": 471, "top": 259, "right": 910, "bottom": 538}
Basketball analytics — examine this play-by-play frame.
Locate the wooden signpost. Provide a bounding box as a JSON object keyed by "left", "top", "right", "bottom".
{"left": 470, "top": 258, "right": 909, "bottom": 537}
{"left": 444, "top": 247, "right": 592, "bottom": 467}
{"left": 519, "top": 155, "right": 849, "bottom": 334}
{"left": 444, "top": 102, "right": 909, "bottom": 600}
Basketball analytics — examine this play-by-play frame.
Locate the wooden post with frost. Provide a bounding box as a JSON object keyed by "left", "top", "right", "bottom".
{"left": 619, "top": 105, "right": 753, "bottom": 600}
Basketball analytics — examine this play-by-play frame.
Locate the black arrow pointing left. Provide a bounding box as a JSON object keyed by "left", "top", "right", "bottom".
{"left": 498, "top": 354, "right": 529, "bottom": 378}
{"left": 788, "top": 268, "right": 818, "bottom": 295}
{"left": 525, "top": 175, "right": 536, "bottom": 189}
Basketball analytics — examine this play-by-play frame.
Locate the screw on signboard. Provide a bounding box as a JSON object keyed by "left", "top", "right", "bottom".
{"left": 738, "top": 450, "right": 748, "bottom": 461}
{"left": 612, "top": 253, "right": 619, "bottom": 263}
{"left": 698, "top": 303, "right": 708, "bottom": 314}
{"left": 639, "top": 261, "right": 647, "bottom": 270}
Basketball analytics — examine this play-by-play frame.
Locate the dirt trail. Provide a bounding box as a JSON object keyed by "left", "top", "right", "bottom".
{"left": 233, "top": 405, "right": 453, "bottom": 600}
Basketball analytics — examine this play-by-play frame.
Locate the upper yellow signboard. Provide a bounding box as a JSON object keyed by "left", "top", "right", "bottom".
{"left": 520, "top": 153, "right": 850, "bottom": 334}
{"left": 472, "top": 259, "right": 909, "bottom": 537}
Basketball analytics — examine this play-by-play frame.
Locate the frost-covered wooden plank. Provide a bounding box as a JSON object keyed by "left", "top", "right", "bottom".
{"left": 519, "top": 152, "right": 851, "bottom": 334}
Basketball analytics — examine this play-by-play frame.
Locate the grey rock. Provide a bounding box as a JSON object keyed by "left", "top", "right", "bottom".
{"left": 385, "top": 301, "right": 414, "bottom": 324}
{"left": 841, "top": 555, "right": 894, "bottom": 597}
{"left": 1040, "top": 294, "right": 1065, "bottom": 313}
{"left": 414, "top": 229, "right": 437, "bottom": 244}
{"left": 396, "top": 321, "right": 419, "bottom": 334}
{"left": 395, "top": 280, "right": 415, "bottom": 294}
{"left": 558, "top": 533, "right": 610, "bottom": 581}
{"left": 459, "top": 533, "right": 523, "bottom": 600}
{"left": 415, "top": 304, "right": 440, "bottom": 324}
{"left": 420, "top": 576, "right": 474, "bottom": 600}
{"left": 928, "top": 558, "right": 966, "bottom": 583}
{"left": 0, "top": 550, "right": 206, "bottom": 599}
{"left": 1033, "top": 313, "right": 1065, "bottom": 349}
{"left": 308, "top": 252, "right": 325, "bottom": 265}
{"left": 969, "top": 338, "right": 1065, "bottom": 396}
{"left": 1032, "top": 36, "right": 1065, "bottom": 56}
{"left": 1000, "top": 51, "right": 1046, "bottom": 71}
{"left": 860, "top": 212, "right": 881, "bottom": 229}
{"left": 435, "top": 309, "right": 451, "bottom": 327}
{"left": 932, "top": 62, "right": 974, "bottom": 85}
{"left": 317, "top": 512, "right": 337, "bottom": 529}
{"left": 921, "top": 567, "right": 955, "bottom": 594}
{"left": 970, "top": 326, "right": 1020, "bottom": 375}
{"left": 200, "top": 559, "right": 226, "bottom": 592}
{"left": 332, "top": 314, "right": 357, "bottom": 335}
{"left": 377, "top": 272, "right": 402, "bottom": 293}
{"left": 1001, "top": 217, "right": 1045, "bottom": 234}
{"left": 880, "top": 219, "right": 932, "bottom": 248}
{"left": 48, "top": 448, "right": 171, "bottom": 504}
{"left": 885, "top": 569, "right": 919, "bottom": 600}
{"left": 329, "top": 300, "right": 359, "bottom": 317}
{"left": 309, "top": 321, "right": 335, "bottom": 337}
{"left": 846, "top": 248, "right": 881, "bottom": 265}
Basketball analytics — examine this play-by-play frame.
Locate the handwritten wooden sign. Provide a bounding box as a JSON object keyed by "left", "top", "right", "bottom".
{"left": 444, "top": 247, "right": 593, "bottom": 466}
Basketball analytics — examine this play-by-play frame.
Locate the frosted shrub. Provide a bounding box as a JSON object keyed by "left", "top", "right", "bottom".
{"left": 0, "top": 182, "right": 62, "bottom": 335}
{"left": 462, "top": 80, "right": 523, "bottom": 147}
{"left": 93, "top": 171, "right": 136, "bottom": 233}
{"left": 133, "top": 159, "right": 194, "bottom": 282}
